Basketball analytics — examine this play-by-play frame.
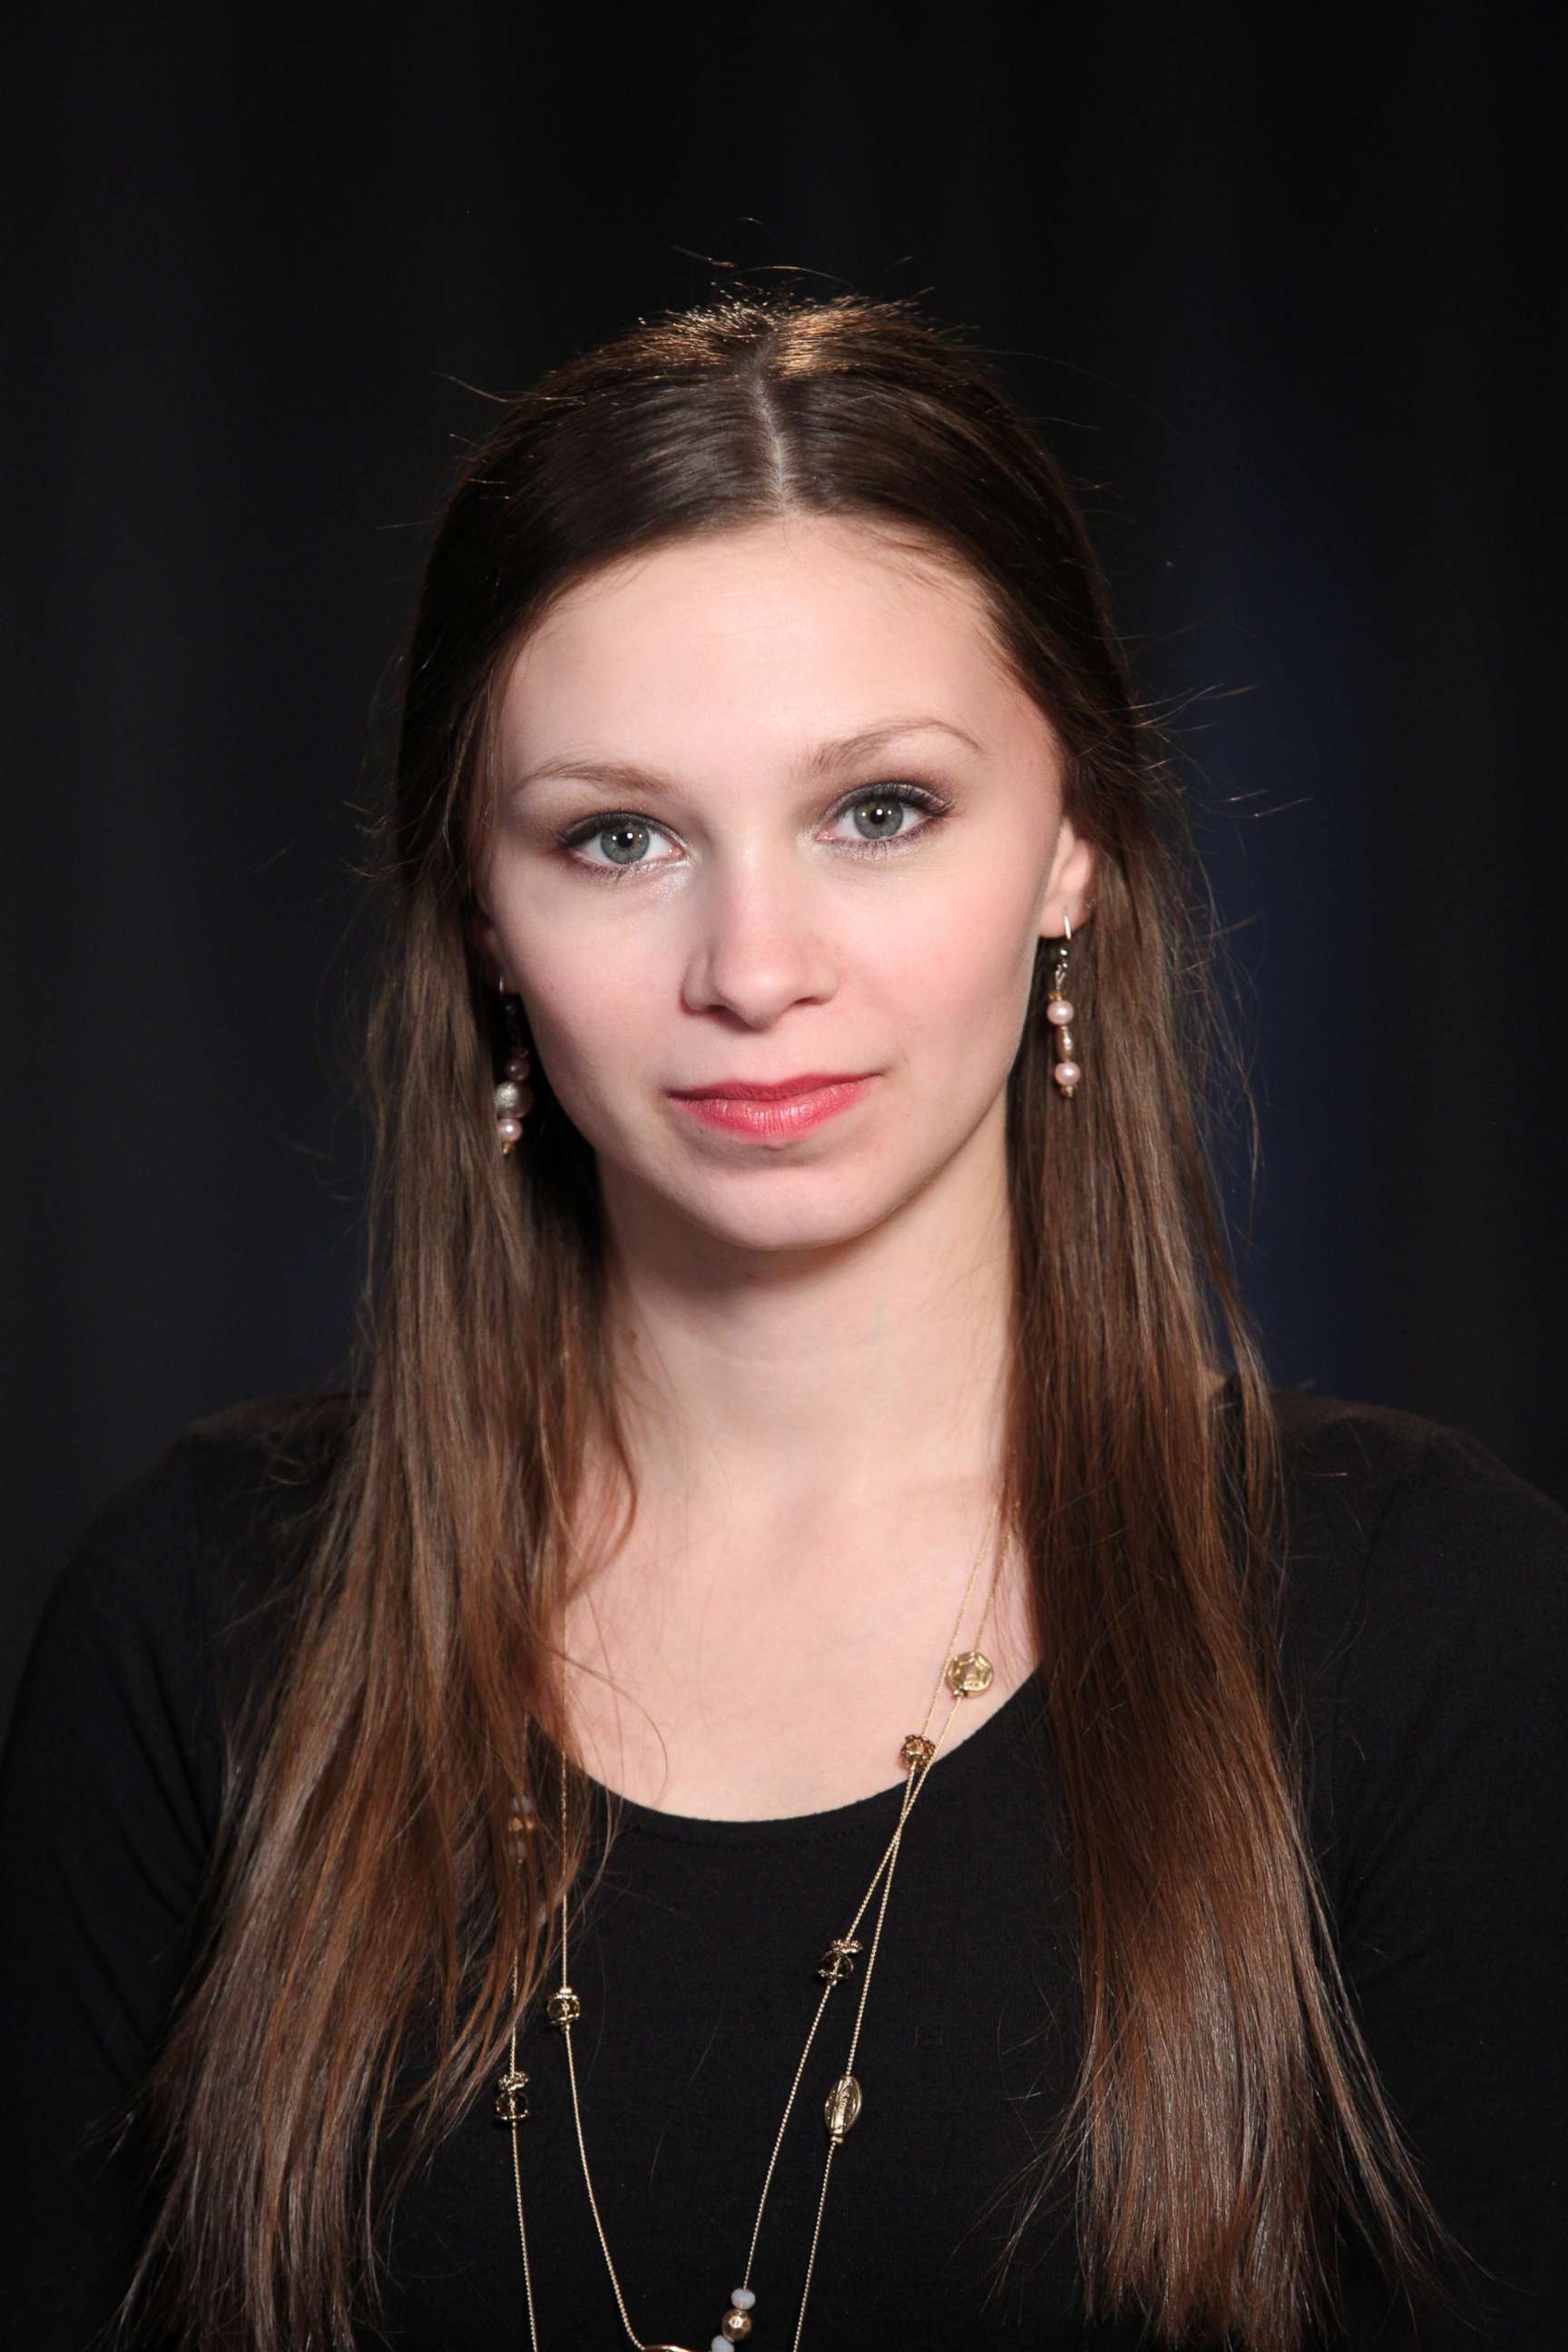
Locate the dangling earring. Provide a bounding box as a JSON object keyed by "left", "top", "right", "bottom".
{"left": 1046, "top": 915, "right": 1082, "bottom": 1099}
{"left": 494, "top": 974, "right": 534, "bottom": 1155}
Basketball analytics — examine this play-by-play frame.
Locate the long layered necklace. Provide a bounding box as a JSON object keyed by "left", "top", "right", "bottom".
{"left": 495, "top": 1502, "right": 1007, "bottom": 2352}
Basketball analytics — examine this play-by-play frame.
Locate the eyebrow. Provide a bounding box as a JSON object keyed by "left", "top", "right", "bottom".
{"left": 508, "top": 715, "right": 985, "bottom": 798}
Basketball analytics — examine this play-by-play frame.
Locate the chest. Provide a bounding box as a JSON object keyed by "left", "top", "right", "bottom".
{"left": 386, "top": 1701, "right": 1101, "bottom": 2349}
{"left": 556, "top": 1534, "right": 1041, "bottom": 1820}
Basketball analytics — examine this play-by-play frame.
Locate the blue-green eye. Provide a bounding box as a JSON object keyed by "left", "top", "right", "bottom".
{"left": 593, "top": 818, "right": 659, "bottom": 866}
{"left": 835, "top": 790, "right": 926, "bottom": 845}
{"left": 558, "top": 813, "right": 681, "bottom": 874}
{"left": 821, "top": 783, "right": 951, "bottom": 857}
{"left": 554, "top": 781, "right": 950, "bottom": 882}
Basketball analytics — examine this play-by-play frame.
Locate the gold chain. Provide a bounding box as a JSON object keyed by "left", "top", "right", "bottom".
{"left": 499, "top": 1496, "right": 1008, "bottom": 2352}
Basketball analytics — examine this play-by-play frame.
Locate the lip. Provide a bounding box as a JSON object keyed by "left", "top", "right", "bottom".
{"left": 668, "top": 1073, "right": 872, "bottom": 1102}
{"left": 667, "top": 1073, "right": 876, "bottom": 1141}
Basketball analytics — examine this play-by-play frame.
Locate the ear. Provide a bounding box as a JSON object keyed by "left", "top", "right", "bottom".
{"left": 466, "top": 895, "right": 509, "bottom": 993}
{"left": 1038, "top": 818, "right": 1096, "bottom": 940}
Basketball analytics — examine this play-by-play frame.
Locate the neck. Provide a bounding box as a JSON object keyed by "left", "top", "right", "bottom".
{"left": 594, "top": 1121, "right": 1015, "bottom": 1536}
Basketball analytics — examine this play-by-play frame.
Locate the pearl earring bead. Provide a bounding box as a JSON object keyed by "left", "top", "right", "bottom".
{"left": 495, "top": 1044, "right": 534, "bottom": 1154}
{"left": 1046, "top": 953, "right": 1082, "bottom": 1096}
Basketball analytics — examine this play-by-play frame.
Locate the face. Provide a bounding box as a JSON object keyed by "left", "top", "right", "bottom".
{"left": 469, "top": 514, "right": 1093, "bottom": 1261}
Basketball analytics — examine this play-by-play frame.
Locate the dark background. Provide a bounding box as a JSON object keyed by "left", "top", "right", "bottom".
{"left": 5, "top": 5, "right": 1563, "bottom": 1735}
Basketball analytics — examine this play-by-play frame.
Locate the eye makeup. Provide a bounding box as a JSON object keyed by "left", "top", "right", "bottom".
{"left": 551, "top": 780, "right": 954, "bottom": 883}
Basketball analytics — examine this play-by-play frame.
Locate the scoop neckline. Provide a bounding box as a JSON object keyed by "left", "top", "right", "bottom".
{"left": 578, "top": 1662, "right": 1048, "bottom": 1847}
{"left": 561, "top": 1374, "right": 1243, "bottom": 1848}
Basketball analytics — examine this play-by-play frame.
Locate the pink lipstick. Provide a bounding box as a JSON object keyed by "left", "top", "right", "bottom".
{"left": 667, "top": 1073, "right": 875, "bottom": 1141}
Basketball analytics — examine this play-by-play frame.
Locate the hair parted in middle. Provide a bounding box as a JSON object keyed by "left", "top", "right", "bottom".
{"left": 119, "top": 283, "right": 1459, "bottom": 2352}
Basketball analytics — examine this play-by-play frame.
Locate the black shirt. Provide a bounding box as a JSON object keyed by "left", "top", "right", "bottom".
{"left": 2, "top": 1384, "right": 1565, "bottom": 2350}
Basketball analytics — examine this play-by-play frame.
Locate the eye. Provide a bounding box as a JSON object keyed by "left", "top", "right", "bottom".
{"left": 556, "top": 812, "right": 682, "bottom": 877}
{"left": 553, "top": 781, "right": 950, "bottom": 883}
{"left": 822, "top": 783, "right": 949, "bottom": 856}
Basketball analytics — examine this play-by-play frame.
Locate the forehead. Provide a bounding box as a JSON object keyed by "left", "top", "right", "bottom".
{"left": 494, "top": 516, "right": 1030, "bottom": 769}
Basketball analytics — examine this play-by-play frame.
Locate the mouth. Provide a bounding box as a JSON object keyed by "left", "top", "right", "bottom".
{"left": 665, "top": 1073, "right": 877, "bottom": 1141}
{"left": 668, "top": 1073, "right": 874, "bottom": 1102}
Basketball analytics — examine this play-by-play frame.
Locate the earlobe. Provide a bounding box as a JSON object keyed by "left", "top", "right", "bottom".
{"left": 1038, "top": 828, "right": 1096, "bottom": 941}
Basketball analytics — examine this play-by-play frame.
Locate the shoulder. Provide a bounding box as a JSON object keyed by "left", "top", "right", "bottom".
{"left": 1264, "top": 1384, "right": 1568, "bottom": 1641}
{"left": 1252, "top": 1398, "right": 1568, "bottom": 2337}
{"left": 180, "top": 1385, "right": 358, "bottom": 1586}
{"left": 55, "top": 1384, "right": 355, "bottom": 1621}
{"left": 19, "top": 1389, "right": 358, "bottom": 1800}
{"left": 1260, "top": 1387, "right": 1568, "bottom": 1890}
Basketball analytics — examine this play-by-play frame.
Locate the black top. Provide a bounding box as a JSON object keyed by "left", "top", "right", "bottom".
{"left": 2, "top": 1384, "right": 1565, "bottom": 2351}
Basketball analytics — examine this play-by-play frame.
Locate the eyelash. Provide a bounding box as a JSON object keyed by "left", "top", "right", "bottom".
{"left": 553, "top": 783, "right": 952, "bottom": 883}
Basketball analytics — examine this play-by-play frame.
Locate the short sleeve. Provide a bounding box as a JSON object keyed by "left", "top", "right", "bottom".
{"left": 0, "top": 1429, "right": 220, "bottom": 2352}
{"left": 1325, "top": 1416, "right": 1568, "bottom": 2345}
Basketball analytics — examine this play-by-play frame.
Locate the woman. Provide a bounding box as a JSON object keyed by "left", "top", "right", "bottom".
{"left": 2, "top": 290, "right": 1563, "bottom": 2352}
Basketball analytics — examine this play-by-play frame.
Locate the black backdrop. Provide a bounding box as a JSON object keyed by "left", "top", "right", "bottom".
{"left": 5, "top": 4, "right": 1563, "bottom": 1734}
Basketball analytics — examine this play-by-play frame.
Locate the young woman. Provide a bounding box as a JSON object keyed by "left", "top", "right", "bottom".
{"left": 2, "top": 291, "right": 1563, "bottom": 2352}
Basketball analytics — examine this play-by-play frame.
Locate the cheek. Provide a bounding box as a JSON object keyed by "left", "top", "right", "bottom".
{"left": 868, "top": 880, "right": 1040, "bottom": 1063}
{"left": 524, "top": 966, "right": 635, "bottom": 1060}
{"left": 508, "top": 932, "right": 664, "bottom": 1126}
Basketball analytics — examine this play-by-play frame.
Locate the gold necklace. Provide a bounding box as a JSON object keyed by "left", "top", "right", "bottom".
{"left": 495, "top": 1500, "right": 1007, "bottom": 2352}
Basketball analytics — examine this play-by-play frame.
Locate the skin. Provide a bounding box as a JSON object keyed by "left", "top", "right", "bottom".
{"left": 468, "top": 514, "right": 1095, "bottom": 1817}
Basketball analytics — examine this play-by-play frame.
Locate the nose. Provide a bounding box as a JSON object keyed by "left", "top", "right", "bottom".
{"left": 680, "top": 851, "right": 838, "bottom": 1028}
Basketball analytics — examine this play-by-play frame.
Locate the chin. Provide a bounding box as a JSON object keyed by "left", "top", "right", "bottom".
{"left": 671, "top": 1160, "right": 932, "bottom": 1256}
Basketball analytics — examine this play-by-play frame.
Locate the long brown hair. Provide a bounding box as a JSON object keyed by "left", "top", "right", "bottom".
{"left": 120, "top": 289, "right": 1457, "bottom": 2351}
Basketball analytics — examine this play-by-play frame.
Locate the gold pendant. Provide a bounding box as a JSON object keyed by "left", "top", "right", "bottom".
{"left": 824, "top": 2073, "right": 863, "bottom": 2140}
{"left": 945, "top": 1648, "right": 994, "bottom": 1696}
{"left": 494, "top": 2067, "right": 530, "bottom": 2124}
{"left": 816, "top": 1935, "right": 863, "bottom": 1984}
